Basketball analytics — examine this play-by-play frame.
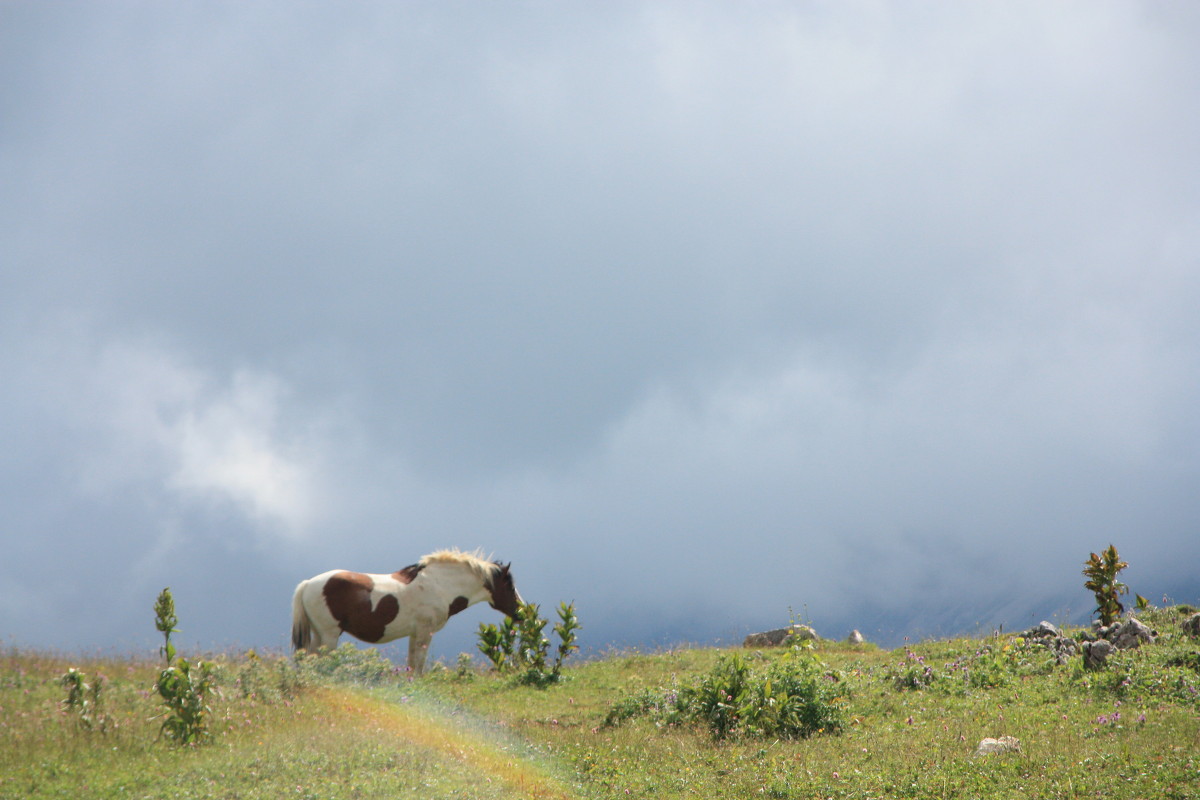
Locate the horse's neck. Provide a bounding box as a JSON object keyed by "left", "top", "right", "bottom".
{"left": 425, "top": 562, "right": 486, "bottom": 598}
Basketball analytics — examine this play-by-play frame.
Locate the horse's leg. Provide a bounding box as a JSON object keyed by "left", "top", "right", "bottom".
{"left": 407, "top": 629, "right": 433, "bottom": 675}
{"left": 309, "top": 621, "right": 341, "bottom": 653}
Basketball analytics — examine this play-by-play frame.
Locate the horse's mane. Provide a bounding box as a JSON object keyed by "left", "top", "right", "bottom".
{"left": 419, "top": 548, "right": 499, "bottom": 580}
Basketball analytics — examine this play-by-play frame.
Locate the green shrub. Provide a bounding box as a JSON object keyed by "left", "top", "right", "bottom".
{"left": 607, "top": 650, "right": 848, "bottom": 740}
{"left": 552, "top": 601, "right": 581, "bottom": 673}
{"left": 602, "top": 687, "right": 683, "bottom": 728}
{"left": 1089, "top": 642, "right": 1200, "bottom": 707}
{"left": 478, "top": 616, "right": 518, "bottom": 672}
{"left": 478, "top": 602, "right": 580, "bottom": 687}
{"left": 292, "top": 642, "right": 403, "bottom": 685}
{"left": 234, "top": 649, "right": 303, "bottom": 702}
{"left": 889, "top": 637, "right": 1057, "bottom": 695}
{"left": 888, "top": 647, "right": 938, "bottom": 691}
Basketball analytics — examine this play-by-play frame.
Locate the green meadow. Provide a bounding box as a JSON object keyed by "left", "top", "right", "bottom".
{"left": 3, "top": 605, "right": 1199, "bottom": 799}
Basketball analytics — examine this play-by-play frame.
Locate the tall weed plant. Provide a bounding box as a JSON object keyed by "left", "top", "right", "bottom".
{"left": 59, "top": 667, "right": 111, "bottom": 733}
{"left": 1083, "top": 544, "right": 1130, "bottom": 626}
{"left": 153, "top": 588, "right": 217, "bottom": 745}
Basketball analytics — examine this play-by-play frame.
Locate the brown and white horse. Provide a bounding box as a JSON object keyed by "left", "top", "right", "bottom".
{"left": 291, "top": 549, "right": 522, "bottom": 674}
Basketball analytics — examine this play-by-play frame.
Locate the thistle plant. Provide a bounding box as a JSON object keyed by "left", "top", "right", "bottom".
{"left": 154, "top": 587, "right": 178, "bottom": 664}
{"left": 153, "top": 588, "right": 217, "bottom": 745}
{"left": 1083, "top": 545, "right": 1129, "bottom": 626}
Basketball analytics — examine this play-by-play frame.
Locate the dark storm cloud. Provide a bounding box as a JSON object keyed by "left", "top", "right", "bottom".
{"left": 2, "top": 2, "right": 1199, "bottom": 658}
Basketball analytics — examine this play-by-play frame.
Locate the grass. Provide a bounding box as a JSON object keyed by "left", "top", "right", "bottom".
{"left": 3, "top": 605, "right": 1200, "bottom": 799}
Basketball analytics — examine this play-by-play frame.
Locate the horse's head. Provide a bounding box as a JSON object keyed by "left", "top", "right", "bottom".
{"left": 486, "top": 562, "right": 523, "bottom": 619}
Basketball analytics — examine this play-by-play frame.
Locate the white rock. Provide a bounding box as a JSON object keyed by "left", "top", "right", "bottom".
{"left": 975, "top": 736, "right": 1020, "bottom": 756}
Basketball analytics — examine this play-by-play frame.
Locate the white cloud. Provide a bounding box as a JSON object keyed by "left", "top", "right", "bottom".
{"left": 74, "top": 336, "right": 325, "bottom": 543}
{"left": 167, "top": 370, "right": 316, "bottom": 531}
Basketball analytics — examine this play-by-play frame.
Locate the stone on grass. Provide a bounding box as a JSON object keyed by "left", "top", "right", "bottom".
{"left": 1082, "top": 639, "right": 1115, "bottom": 670}
{"left": 1024, "top": 621, "right": 1062, "bottom": 639}
{"left": 1023, "top": 621, "right": 1078, "bottom": 664}
{"left": 1109, "top": 618, "right": 1155, "bottom": 650}
{"left": 743, "top": 624, "right": 818, "bottom": 648}
{"left": 1183, "top": 613, "right": 1200, "bottom": 638}
{"left": 975, "top": 736, "right": 1020, "bottom": 756}
{"left": 848, "top": 629, "right": 865, "bottom": 645}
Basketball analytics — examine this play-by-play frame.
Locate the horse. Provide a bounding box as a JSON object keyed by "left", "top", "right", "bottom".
{"left": 291, "top": 549, "right": 523, "bottom": 674}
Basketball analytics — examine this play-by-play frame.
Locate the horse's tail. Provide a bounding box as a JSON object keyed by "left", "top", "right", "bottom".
{"left": 291, "top": 580, "right": 312, "bottom": 653}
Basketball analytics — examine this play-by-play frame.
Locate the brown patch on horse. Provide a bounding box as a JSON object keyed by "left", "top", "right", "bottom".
{"left": 448, "top": 595, "right": 469, "bottom": 617}
{"left": 393, "top": 563, "right": 424, "bottom": 584}
{"left": 323, "top": 571, "right": 400, "bottom": 643}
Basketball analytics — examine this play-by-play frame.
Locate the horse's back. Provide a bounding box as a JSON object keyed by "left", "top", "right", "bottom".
{"left": 304, "top": 569, "right": 418, "bottom": 644}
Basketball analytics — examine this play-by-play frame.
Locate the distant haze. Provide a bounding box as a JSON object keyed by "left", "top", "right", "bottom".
{"left": 2, "top": 2, "right": 1198, "bottom": 663}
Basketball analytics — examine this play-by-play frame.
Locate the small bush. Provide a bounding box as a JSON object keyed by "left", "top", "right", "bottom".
{"left": 888, "top": 637, "right": 1056, "bottom": 695}
{"left": 234, "top": 649, "right": 303, "bottom": 702}
{"left": 888, "top": 647, "right": 938, "bottom": 691}
{"left": 606, "top": 650, "right": 848, "bottom": 740}
{"left": 478, "top": 602, "right": 580, "bottom": 687}
{"left": 602, "top": 687, "right": 683, "bottom": 728}
{"left": 478, "top": 616, "right": 518, "bottom": 672}
{"left": 1090, "top": 643, "right": 1200, "bottom": 707}
{"left": 292, "top": 642, "right": 405, "bottom": 685}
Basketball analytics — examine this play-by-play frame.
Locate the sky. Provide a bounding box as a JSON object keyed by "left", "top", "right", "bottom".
{"left": 2, "top": 2, "right": 1199, "bottom": 663}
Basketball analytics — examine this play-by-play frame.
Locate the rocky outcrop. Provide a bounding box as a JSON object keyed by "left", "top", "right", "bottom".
{"left": 1109, "top": 618, "right": 1156, "bottom": 649}
{"left": 1181, "top": 613, "right": 1200, "bottom": 638}
{"left": 847, "top": 629, "right": 865, "bottom": 645}
{"left": 743, "top": 624, "right": 819, "bottom": 648}
{"left": 1077, "top": 616, "right": 1159, "bottom": 669}
{"left": 1022, "top": 621, "right": 1078, "bottom": 665}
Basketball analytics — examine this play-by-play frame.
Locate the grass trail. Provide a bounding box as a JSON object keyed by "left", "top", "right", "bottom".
{"left": 315, "top": 687, "right": 581, "bottom": 800}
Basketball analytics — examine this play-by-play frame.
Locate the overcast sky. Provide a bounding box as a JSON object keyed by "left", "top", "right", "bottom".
{"left": 3, "top": 2, "right": 1199, "bottom": 662}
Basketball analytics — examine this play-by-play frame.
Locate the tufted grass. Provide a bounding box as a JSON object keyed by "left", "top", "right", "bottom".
{"left": 0, "top": 648, "right": 561, "bottom": 799}
{"left": 3, "top": 605, "right": 1200, "bottom": 799}
{"left": 419, "top": 609, "right": 1200, "bottom": 799}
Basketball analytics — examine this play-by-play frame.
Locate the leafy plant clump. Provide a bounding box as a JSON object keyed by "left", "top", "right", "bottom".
{"left": 1084, "top": 544, "right": 1130, "bottom": 626}
{"left": 888, "top": 636, "right": 1058, "bottom": 694}
{"left": 292, "top": 642, "right": 406, "bottom": 685}
{"left": 59, "top": 667, "right": 112, "bottom": 733}
{"left": 478, "top": 602, "right": 580, "bottom": 686}
{"left": 153, "top": 588, "right": 217, "bottom": 745}
{"left": 606, "top": 650, "right": 848, "bottom": 740}
{"left": 234, "top": 648, "right": 305, "bottom": 701}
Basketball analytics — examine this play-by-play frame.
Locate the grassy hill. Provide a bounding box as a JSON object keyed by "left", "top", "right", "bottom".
{"left": 3, "top": 605, "right": 1199, "bottom": 799}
